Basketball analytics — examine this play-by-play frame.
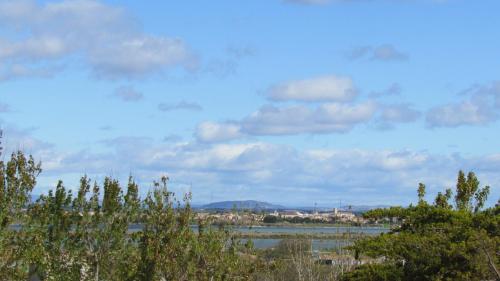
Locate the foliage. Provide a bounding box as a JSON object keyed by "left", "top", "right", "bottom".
{"left": 348, "top": 170, "right": 499, "bottom": 281}
{"left": 1, "top": 150, "right": 498, "bottom": 281}
{"left": 0, "top": 151, "right": 253, "bottom": 281}
{"left": 0, "top": 152, "right": 42, "bottom": 279}
{"left": 254, "top": 239, "right": 346, "bottom": 281}
{"left": 342, "top": 263, "right": 403, "bottom": 281}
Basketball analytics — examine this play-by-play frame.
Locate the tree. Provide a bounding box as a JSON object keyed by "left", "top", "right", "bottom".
{"left": 347, "top": 171, "right": 498, "bottom": 281}
{"left": 0, "top": 149, "right": 256, "bottom": 280}
{"left": 0, "top": 151, "right": 41, "bottom": 280}
{"left": 455, "top": 171, "right": 490, "bottom": 213}
{"left": 434, "top": 188, "right": 452, "bottom": 209}
{"left": 417, "top": 183, "right": 426, "bottom": 205}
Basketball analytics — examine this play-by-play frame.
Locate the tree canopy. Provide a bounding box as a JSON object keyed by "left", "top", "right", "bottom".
{"left": 345, "top": 170, "right": 499, "bottom": 281}
{"left": 0, "top": 151, "right": 253, "bottom": 281}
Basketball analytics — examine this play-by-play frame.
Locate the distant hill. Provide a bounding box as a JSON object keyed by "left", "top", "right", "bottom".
{"left": 200, "top": 200, "right": 285, "bottom": 210}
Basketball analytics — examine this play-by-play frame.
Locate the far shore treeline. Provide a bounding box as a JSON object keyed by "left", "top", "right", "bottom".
{"left": 0, "top": 150, "right": 499, "bottom": 280}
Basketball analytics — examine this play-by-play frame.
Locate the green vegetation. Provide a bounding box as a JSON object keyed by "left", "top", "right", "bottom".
{"left": 0, "top": 151, "right": 253, "bottom": 280}
{"left": 345, "top": 171, "right": 499, "bottom": 281}
{"left": 1, "top": 150, "right": 498, "bottom": 280}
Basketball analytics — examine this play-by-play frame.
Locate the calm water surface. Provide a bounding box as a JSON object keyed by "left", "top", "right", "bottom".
{"left": 14, "top": 224, "right": 388, "bottom": 250}
{"left": 233, "top": 225, "right": 388, "bottom": 249}
{"left": 228, "top": 225, "right": 388, "bottom": 235}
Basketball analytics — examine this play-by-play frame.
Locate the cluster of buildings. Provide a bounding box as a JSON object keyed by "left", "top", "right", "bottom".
{"left": 196, "top": 212, "right": 263, "bottom": 224}
{"left": 270, "top": 208, "right": 357, "bottom": 222}
{"left": 195, "top": 208, "right": 359, "bottom": 224}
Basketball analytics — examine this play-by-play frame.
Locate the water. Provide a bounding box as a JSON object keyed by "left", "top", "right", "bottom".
{"left": 230, "top": 225, "right": 388, "bottom": 249}
{"left": 227, "top": 225, "right": 387, "bottom": 235}
{"left": 13, "top": 224, "right": 388, "bottom": 250}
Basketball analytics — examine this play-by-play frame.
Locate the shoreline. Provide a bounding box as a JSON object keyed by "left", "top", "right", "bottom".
{"left": 233, "top": 232, "right": 375, "bottom": 240}
{"left": 209, "top": 222, "right": 391, "bottom": 228}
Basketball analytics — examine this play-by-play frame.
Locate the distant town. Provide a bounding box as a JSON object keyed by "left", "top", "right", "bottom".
{"left": 193, "top": 200, "right": 384, "bottom": 225}
{"left": 195, "top": 208, "right": 362, "bottom": 225}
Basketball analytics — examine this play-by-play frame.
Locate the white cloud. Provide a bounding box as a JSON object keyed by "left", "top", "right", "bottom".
{"left": 426, "top": 82, "right": 500, "bottom": 128}
{"left": 2, "top": 125, "right": 498, "bottom": 206}
{"left": 427, "top": 100, "right": 494, "bottom": 128}
{"left": 381, "top": 104, "right": 421, "bottom": 122}
{"left": 112, "top": 86, "right": 143, "bottom": 102}
{"left": 195, "top": 122, "right": 243, "bottom": 143}
{"left": 267, "top": 75, "right": 357, "bottom": 102}
{"left": 0, "top": 64, "right": 62, "bottom": 81}
{"left": 240, "top": 102, "right": 377, "bottom": 135}
{"left": 0, "top": 0, "right": 194, "bottom": 80}
{"left": 0, "top": 125, "right": 55, "bottom": 163}
{"left": 23, "top": 135, "right": 499, "bottom": 206}
{"left": 196, "top": 100, "right": 422, "bottom": 138}
{"left": 376, "top": 103, "right": 421, "bottom": 129}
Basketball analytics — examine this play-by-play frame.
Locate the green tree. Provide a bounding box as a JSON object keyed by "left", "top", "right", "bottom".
{"left": 434, "top": 188, "right": 452, "bottom": 209}
{"left": 455, "top": 171, "right": 490, "bottom": 212}
{"left": 348, "top": 171, "right": 498, "bottom": 281}
{"left": 0, "top": 151, "right": 41, "bottom": 280}
{"left": 417, "top": 183, "right": 426, "bottom": 205}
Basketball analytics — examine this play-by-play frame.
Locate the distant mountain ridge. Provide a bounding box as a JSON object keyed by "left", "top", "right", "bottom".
{"left": 200, "top": 200, "right": 285, "bottom": 210}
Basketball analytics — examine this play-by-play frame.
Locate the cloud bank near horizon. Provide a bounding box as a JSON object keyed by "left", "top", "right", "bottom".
{"left": 1, "top": 0, "right": 499, "bottom": 206}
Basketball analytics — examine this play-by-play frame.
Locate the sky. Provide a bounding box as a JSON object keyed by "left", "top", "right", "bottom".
{"left": 0, "top": 0, "right": 499, "bottom": 207}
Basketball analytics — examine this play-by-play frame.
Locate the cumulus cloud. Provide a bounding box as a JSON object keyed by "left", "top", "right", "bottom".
{"left": 427, "top": 100, "right": 495, "bottom": 128}
{"left": 376, "top": 103, "right": 421, "bottom": 130}
{"left": 23, "top": 135, "right": 499, "bottom": 205}
{"left": 0, "top": 0, "right": 195, "bottom": 80}
{"left": 426, "top": 82, "right": 500, "bottom": 128}
{"left": 195, "top": 122, "right": 243, "bottom": 143}
{"left": 195, "top": 98, "right": 423, "bottom": 139}
{"left": 242, "top": 102, "right": 377, "bottom": 135}
{"left": 2, "top": 124, "right": 498, "bottom": 205}
{"left": 0, "top": 64, "right": 62, "bottom": 81}
{"left": 112, "top": 86, "right": 143, "bottom": 102}
{"left": 267, "top": 75, "right": 357, "bottom": 102}
{"left": 347, "top": 45, "right": 409, "bottom": 61}
{"left": 380, "top": 104, "right": 421, "bottom": 123}
{"left": 195, "top": 102, "right": 378, "bottom": 140}
{"left": 158, "top": 101, "right": 203, "bottom": 112}
{"left": 0, "top": 125, "right": 55, "bottom": 163}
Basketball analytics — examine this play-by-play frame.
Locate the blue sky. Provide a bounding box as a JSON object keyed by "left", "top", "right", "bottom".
{"left": 0, "top": 0, "right": 499, "bottom": 207}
